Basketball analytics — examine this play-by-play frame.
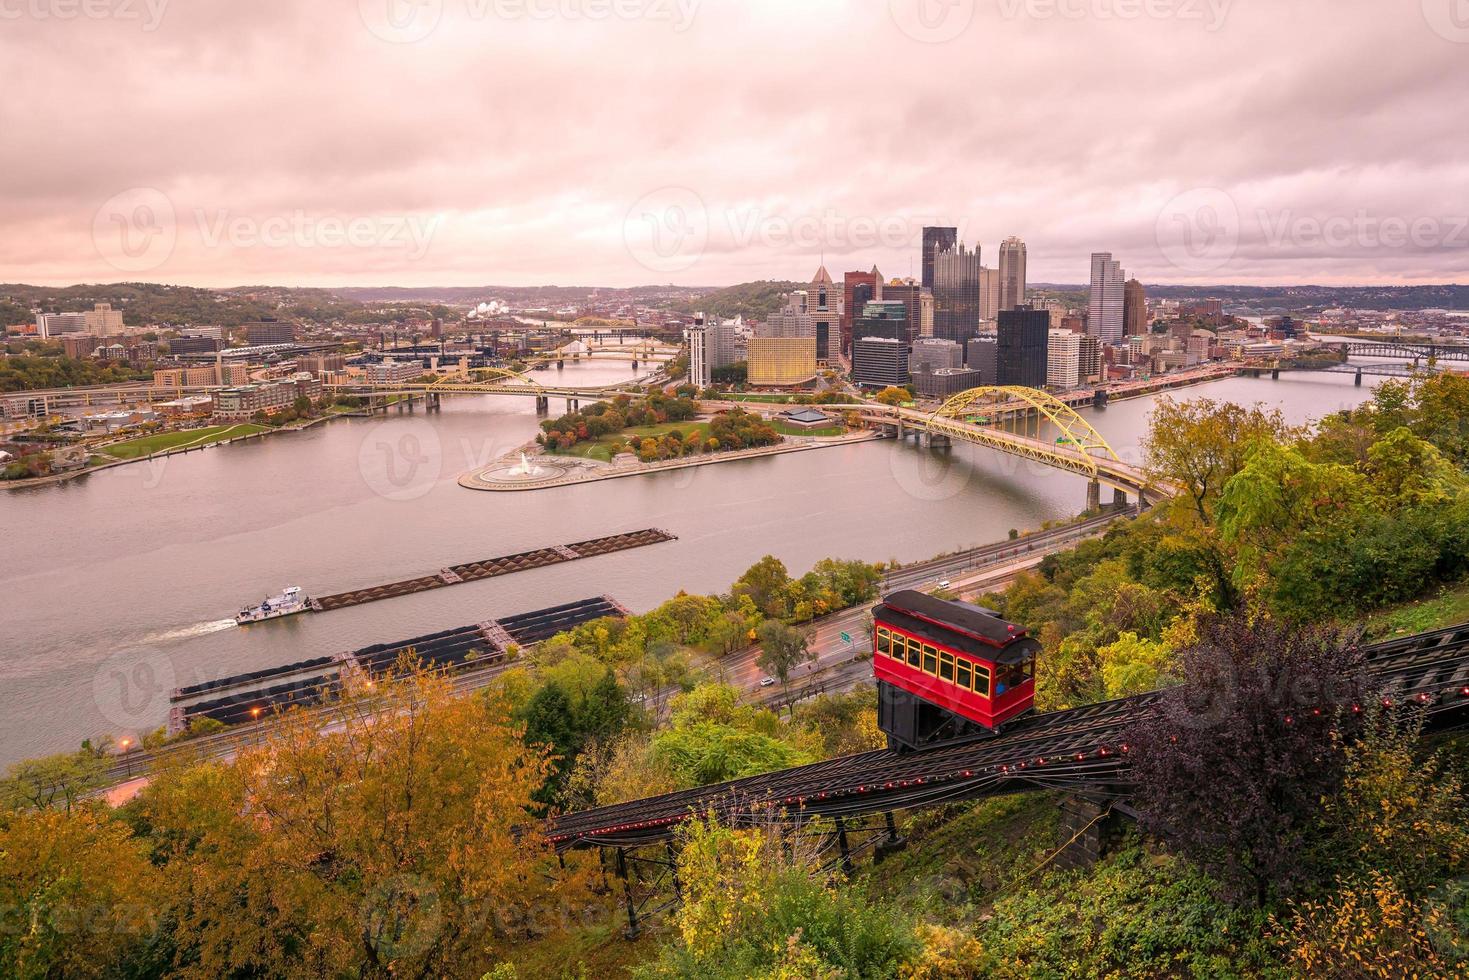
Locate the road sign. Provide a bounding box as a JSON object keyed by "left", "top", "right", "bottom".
{"left": 840, "top": 631, "right": 852, "bottom": 644}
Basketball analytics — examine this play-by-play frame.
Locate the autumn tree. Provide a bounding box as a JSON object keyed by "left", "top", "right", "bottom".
{"left": 136, "top": 659, "right": 595, "bottom": 979}
{"left": 1143, "top": 397, "right": 1300, "bottom": 525}
{"left": 756, "top": 619, "right": 811, "bottom": 704}
{"left": 0, "top": 745, "right": 111, "bottom": 814}
{"left": 1128, "top": 614, "right": 1369, "bottom": 907}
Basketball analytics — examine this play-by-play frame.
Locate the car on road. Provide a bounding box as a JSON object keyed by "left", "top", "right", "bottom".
{"left": 759, "top": 676, "right": 777, "bottom": 687}
{"left": 938, "top": 579, "right": 951, "bottom": 588}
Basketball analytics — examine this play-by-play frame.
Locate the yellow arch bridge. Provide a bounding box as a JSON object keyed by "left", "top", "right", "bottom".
{"left": 853, "top": 386, "right": 1172, "bottom": 507}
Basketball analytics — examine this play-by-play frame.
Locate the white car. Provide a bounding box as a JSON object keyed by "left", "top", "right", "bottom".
{"left": 938, "top": 579, "right": 951, "bottom": 588}
{"left": 759, "top": 676, "right": 777, "bottom": 688}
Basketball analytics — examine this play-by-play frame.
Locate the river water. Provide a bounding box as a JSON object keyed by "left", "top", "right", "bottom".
{"left": 0, "top": 361, "right": 1381, "bottom": 764}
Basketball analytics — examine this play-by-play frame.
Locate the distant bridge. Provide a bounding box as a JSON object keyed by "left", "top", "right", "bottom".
{"left": 1343, "top": 341, "right": 1469, "bottom": 362}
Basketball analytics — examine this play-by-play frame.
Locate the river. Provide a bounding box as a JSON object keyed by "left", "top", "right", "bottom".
{"left": 0, "top": 362, "right": 1382, "bottom": 765}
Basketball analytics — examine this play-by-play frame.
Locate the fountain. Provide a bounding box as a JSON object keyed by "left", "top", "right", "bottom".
{"left": 507, "top": 451, "right": 543, "bottom": 477}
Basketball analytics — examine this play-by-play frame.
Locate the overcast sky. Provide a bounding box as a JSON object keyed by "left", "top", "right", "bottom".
{"left": 3, "top": 0, "right": 1467, "bottom": 289}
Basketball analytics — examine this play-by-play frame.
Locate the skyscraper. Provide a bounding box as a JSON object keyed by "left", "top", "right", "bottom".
{"left": 687, "top": 318, "right": 710, "bottom": 388}
{"left": 841, "top": 267, "right": 880, "bottom": 358}
{"left": 880, "top": 278, "right": 927, "bottom": 346}
{"left": 1046, "top": 328, "right": 1081, "bottom": 389}
{"left": 808, "top": 265, "right": 841, "bottom": 362}
{"left": 997, "top": 307, "right": 1049, "bottom": 388}
{"left": 998, "top": 237, "right": 1027, "bottom": 311}
{"left": 932, "top": 242, "right": 982, "bottom": 346}
{"left": 921, "top": 226, "right": 957, "bottom": 289}
{"left": 1124, "top": 278, "right": 1148, "bottom": 337}
{"left": 978, "top": 266, "right": 1000, "bottom": 321}
{"left": 1088, "top": 253, "right": 1126, "bottom": 344}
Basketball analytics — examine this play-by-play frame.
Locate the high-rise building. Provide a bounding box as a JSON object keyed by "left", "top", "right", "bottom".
{"left": 998, "top": 237, "right": 1027, "bottom": 311}
{"left": 997, "top": 307, "right": 1049, "bottom": 388}
{"left": 808, "top": 265, "right": 841, "bottom": 362}
{"left": 841, "top": 267, "right": 880, "bottom": 358}
{"left": 35, "top": 312, "right": 87, "bottom": 337}
{"left": 1078, "top": 334, "right": 1103, "bottom": 383}
{"left": 1046, "top": 328, "right": 1081, "bottom": 389}
{"left": 853, "top": 300, "right": 909, "bottom": 342}
{"left": 763, "top": 292, "right": 815, "bottom": 340}
{"left": 244, "top": 319, "right": 297, "bottom": 345}
{"left": 1124, "top": 278, "right": 1148, "bottom": 337}
{"left": 84, "top": 303, "right": 125, "bottom": 334}
{"left": 909, "top": 338, "right": 963, "bottom": 374}
{"left": 921, "top": 226, "right": 957, "bottom": 289}
{"left": 932, "top": 242, "right": 982, "bottom": 346}
{"left": 747, "top": 338, "right": 818, "bottom": 386}
{"left": 880, "top": 278, "right": 927, "bottom": 346}
{"left": 708, "top": 315, "right": 740, "bottom": 369}
{"left": 852, "top": 336, "right": 910, "bottom": 389}
{"left": 978, "top": 266, "right": 1001, "bottom": 321}
{"left": 687, "top": 318, "right": 710, "bottom": 388}
{"left": 1088, "top": 253, "right": 1126, "bottom": 344}
{"left": 966, "top": 333, "right": 998, "bottom": 383}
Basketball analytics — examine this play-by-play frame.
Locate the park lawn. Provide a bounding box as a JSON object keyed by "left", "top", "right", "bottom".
{"left": 770, "top": 419, "right": 846, "bottom": 437}
{"left": 713, "top": 392, "right": 798, "bottom": 403}
{"left": 548, "top": 419, "right": 712, "bottom": 462}
{"left": 101, "top": 423, "right": 269, "bottom": 459}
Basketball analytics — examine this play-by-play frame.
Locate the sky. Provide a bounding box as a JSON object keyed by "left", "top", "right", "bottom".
{"left": 3, "top": 0, "right": 1468, "bottom": 290}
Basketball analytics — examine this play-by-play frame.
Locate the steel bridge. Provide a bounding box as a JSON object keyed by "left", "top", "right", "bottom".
{"left": 854, "top": 387, "right": 1169, "bottom": 507}
{"left": 1344, "top": 341, "right": 1469, "bottom": 362}
{"left": 549, "top": 620, "right": 1469, "bottom": 851}
{"left": 325, "top": 364, "right": 650, "bottom": 412}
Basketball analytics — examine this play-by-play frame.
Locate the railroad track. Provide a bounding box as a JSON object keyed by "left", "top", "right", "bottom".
{"left": 548, "top": 624, "right": 1469, "bottom": 849}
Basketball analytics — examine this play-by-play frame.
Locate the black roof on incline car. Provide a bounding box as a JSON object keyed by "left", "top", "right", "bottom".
{"left": 878, "top": 590, "right": 1029, "bottom": 649}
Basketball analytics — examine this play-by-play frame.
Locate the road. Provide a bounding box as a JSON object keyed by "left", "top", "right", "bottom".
{"left": 97, "top": 507, "right": 1136, "bottom": 801}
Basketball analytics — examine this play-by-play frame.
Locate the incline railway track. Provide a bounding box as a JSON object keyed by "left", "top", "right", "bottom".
{"left": 548, "top": 622, "right": 1469, "bottom": 850}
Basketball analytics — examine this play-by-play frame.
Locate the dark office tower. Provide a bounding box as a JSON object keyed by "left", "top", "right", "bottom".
{"left": 853, "top": 299, "right": 908, "bottom": 342}
{"left": 840, "top": 267, "right": 879, "bottom": 358}
{"left": 932, "top": 242, "right": 982, "bottom": 346}
{"left": 996, "top": 307, "right": 1050, "bottom": 388}
{"left": 1123, "top": 278, "right": 1148, "bottom": 336}
{"left": 921, "top": 226, "right": 958, "bottom": 289}
{"left": 880, "top": 278, "right": 926, "bottom": 345}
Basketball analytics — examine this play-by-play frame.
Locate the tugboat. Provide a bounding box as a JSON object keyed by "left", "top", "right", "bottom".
{"left": 236, "top": 586, "right": 311, "bottom": 625}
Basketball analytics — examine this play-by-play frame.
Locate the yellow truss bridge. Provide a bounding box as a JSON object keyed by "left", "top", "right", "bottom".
{"left": 855, "top": 386, "right": 1169, "bottom": 506}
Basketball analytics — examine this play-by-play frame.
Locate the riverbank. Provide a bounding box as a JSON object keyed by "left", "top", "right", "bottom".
{"left": 459, "top": 429, "right": 884, "bottom": 491}
{"left": 0, "top": 407, "right": 365, "bottom": 491}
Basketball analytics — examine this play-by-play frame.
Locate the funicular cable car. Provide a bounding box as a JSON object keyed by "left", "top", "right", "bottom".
{"left": 872, "top": 590, "right": 1038, "bottom": 753}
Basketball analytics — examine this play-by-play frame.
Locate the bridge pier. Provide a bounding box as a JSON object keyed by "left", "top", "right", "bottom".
{"left": 568, "top": 398, "right": 580, "bottom": 413}
{"left": 1112, "top": 487, "right": 1128, "bottom": 511}
{"left": 924, "top": 432, "right": 950, "bottom": 449}
{"left": 632, "top": 358, "right": 639, "bottom": 371}
{"left": 534, "top": 395, "right": 549, "bottom": 414}
{"left": 557, "top": 358, "right": 565, "bottom": 370}
{"left": 1271, "top": 368, "right": 1280, "bottom": 380}
{"left": 1355, "top": 368, "right": 1363, "bottom": 387}
{"left": 1086, "top": 479, "right": 1101, "bottom": 513}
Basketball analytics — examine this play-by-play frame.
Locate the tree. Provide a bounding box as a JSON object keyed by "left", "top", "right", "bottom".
{"left": 733, "top": 555, "right": 792, "bottom": 619}
{"left": 136, "top": 660, "right": 592, "bottom": 978}
{"left": 756, "top": 620, "right": 810, "bottom": 706}
{"left": 874, "top": 386, "right": 911, "bottom": 406}
{"left": 1127, "top": 614, "right": 1369, "bottom": 907}
{"left": 1143, "top": 397, "right": 1300, "bottom": 525}
{"left": 0, "top": 746, "right": 111, "bottom": 814}
{"left": 0, "top": 807, "right": 168, "bottom": 979}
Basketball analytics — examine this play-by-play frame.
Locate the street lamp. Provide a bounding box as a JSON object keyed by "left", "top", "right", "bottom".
{"left": 119, "top": 737, "right": 133, "bottom": 777}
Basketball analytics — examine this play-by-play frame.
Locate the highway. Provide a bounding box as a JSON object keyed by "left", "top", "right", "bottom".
{"left": 97, "top": 508, "right": 1136, "bottom": 801}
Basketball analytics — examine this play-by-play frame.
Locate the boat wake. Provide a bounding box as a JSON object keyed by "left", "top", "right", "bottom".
{"left": 140, "top": 619, "right": 237, "bottom": 645}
